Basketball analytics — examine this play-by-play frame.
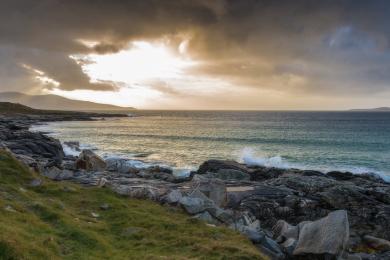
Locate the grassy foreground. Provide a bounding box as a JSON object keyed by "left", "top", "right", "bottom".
{"left": 0, "top": 150, "right": 266, "bottom": 260}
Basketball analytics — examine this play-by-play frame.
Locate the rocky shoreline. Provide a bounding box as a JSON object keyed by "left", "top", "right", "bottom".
{"left": 1, "top": 113, "right": 390, "bottom": 260}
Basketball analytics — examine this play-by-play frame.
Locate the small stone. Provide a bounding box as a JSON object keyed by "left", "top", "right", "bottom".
{"left": 122, "top": 227, "right": 141, "bottom": 237}
{"left": 91, "top": 212, "right": 100, "bottom": 218}
{"left": 100, "top": 203, "right": 110, "bottom": 210}
{"left": 4, "top": 205, "right": 16, "bottom": 212}
{"left": 29, "top": 178, "right": 43, "bottom": 187}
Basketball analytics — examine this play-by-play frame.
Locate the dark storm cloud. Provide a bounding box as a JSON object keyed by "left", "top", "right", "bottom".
{"left": 0, "top": 0, "right": 390, "bottom": 95}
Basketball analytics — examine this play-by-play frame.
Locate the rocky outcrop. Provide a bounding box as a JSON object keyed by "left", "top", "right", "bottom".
{"left": 2, "top": 114, "right": 390, "bottom": 260}
{"left": 75, "top": 150, "right": 107, "bottom": 171}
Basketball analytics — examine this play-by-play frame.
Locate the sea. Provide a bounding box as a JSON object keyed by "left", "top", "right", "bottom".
{"left": 31, "top": 111, "right": 390, "bottom": 182}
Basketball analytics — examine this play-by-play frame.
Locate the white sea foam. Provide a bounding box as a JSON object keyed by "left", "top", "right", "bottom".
{"left": 239, "top": 147, "right": 290, "bottom": 168}
{"left": 238, "top": 147, "right": 390, "bottom": 183}
{"left": 172, "top": 166, "right": 195, "bottom": 178}
{"left": 62, "top": 143, "right": 81, "bottom": 156}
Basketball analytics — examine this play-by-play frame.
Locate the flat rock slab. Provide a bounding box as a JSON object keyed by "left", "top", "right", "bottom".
{"left": 293, "top": 210, "right": 349, "bottom": 257}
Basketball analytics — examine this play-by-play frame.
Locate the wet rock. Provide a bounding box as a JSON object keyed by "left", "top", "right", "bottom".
{"left": 197, "top": 160, "right": 250, "bottom": 175}
{"left": 63, "top": 141, "right": 80, "bottom": 151}
{"left": 75, "top": 149, "right": 106, "bottom": 171}
{"left": 205, "top": 169, "right": 251, "bottom": 181}
{"left": 106, "top": 158, "right": 139, "bottom": 173}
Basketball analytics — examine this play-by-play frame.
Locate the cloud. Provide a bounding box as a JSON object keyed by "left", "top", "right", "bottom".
{"left": 0, "top": 0, "right": 389, "bottom": 104}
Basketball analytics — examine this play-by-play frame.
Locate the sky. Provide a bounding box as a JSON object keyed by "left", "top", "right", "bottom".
{"left": 1, "top": 0, "right": 390, "bottom": 110}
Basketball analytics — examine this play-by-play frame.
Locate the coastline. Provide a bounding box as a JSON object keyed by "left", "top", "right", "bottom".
{"left": 31, "top": 118, "right": 390, "bottom": 184}
{"left": 1, "top": 113, "right": 390, "bottom": 259}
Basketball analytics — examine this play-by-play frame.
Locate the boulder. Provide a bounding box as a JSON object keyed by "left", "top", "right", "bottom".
{"left": 193, "top": 211, "right": 221, "bottom": 225}
{"left": 112, "top": 184, "right": 160, "bottom": 200}
{"left": 207, "top": 168, "right": 251, "bottom": 181}
{"left": 43, "top": 167, "right": 74, "bottom": 180}
{"left": 75, "top": 150, "right": 106, "bottom": 171}
{"left": 179, "top": 190, "right": 215, "bottom": 215}
{"left": 197, "top": 160, "right": 250, "bottom": 175}
{"left": 293, "top": 210, "right": 349, "bottom": 258}
{"left": 193, "top": 178, "right": 227, "bottom": 207}
{"left": 164, "top": 190, "right": 183, "bottom": 204}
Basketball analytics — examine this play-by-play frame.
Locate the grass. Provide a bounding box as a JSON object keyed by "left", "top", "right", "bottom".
{"left": 0, "top": 149, "right": 267, "bottom": 259}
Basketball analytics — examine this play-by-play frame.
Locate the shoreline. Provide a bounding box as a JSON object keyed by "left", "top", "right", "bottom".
{"left": 31, "top": 119, "right": 390, "bottom": 184}
{"left": 1, "top": 113, "right": 390, "bottom": 259}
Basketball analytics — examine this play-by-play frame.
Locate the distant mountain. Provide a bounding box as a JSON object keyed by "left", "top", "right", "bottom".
{"left": 350, "top": 107, "right": 390, "bottom": 112}
{"left": 0, "top": 102, "right": 36, "bottom": 114}
{"left": 0, "top": 92, "right": 134, "bottom": 111}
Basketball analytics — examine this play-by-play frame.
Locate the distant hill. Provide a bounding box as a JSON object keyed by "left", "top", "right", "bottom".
{"left": 0, "top": 102, "right": 36, "bottom": 114}
{"left": 350, "top": 107, "right": 390, "bottom": 112}
{"left": 0, "top": 92, "right": 134, "bottom": 111}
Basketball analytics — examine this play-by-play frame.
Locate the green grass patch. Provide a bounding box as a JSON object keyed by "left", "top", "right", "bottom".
{"left": 0, "top": 150, "right": 267, "bottom": 259}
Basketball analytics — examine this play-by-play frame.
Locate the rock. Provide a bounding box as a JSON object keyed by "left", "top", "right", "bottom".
{"left": 91, "top": 212, "right": 100, "bottom": 218}
{"left": 164, "top": 190, "right": 183, "bottom": 204}
{"left": 293, "top": 210, "right": 349, "bottom": 258}
{"left": 100, "top": 203, "right": 110, "bottom": 210}
{"left": 241, "top": 227, "right": 265, "bottom": 244}
{"left": 112, "top": 185, "right": 160, "bottom": 200}
{"left": 43, "top": 167, "right": 74, "bottom": 180}
{"left": 179, "top": 191, "right": 216, "bottom": 215}
{"left": 75, "top": 150, "right": 106, "bottom": 171}
{"left": 121, "top": 227, "right": 142, "bottom": 237}
{"left": 207, "top": 169, "right": 251, "bottom": 181}
{"left": 105, "top": 158, "right": 138, "bottom": 173}
{"left": 193, "top": 178, "right": 227, "bottom": 207}
{"left": 63, "top": 141, "right": 80, "bottom": 151}
{"left": 97, "top": 177, "right": 108, "bottom": 187}
{"left": 197, "top": 160, "right": 250, "bottom": 175}
{"left": 363, "top": 235, "right": 390, "bottom": 252}
{"left": 273, "top": 220, "right": 299, "bottom": 243}
{"left": 29, "top": 178, "right": 43, "bottom": 187}
{"left": 231, "top": 211, "right": 261, "bottom": 232}
{"left": 207, "top": 207, "right": 234, "bottom": 224}
{"left": 193, "top": 211, "right": 221, "bottom": 225}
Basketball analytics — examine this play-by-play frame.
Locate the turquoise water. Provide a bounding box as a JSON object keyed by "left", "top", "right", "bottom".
{"left": 32, "top": 111, "right": 390, "bottom": 180}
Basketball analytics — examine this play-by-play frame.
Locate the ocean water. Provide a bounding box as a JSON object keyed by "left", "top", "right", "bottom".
{"left": 31, "top": 111, "right": 390, "bottom": 181}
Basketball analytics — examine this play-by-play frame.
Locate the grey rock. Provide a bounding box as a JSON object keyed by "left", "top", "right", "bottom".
{"left": 43, "top": 167, "right": 73, "bottom": 180}
{"left": 241, "top": 227, "right": 266, "bottom": 244}
{"left": 29, "top": 178, "right": 43, "bottom": 187}
{"left": 193, "top": 211, "right": 221, "bottom": 225}
{"left": 100, "top": 203, "right": 110, "bottom": 210}
{"left": 293, "top": 210, "right": 349, "bottom": 258}
{"left": 193, "top": 178, "right": 227, "bottom": 207}
{"left": 112, "top": 185, "right": 160, "bottom": 200}
{"left": 164, "top": 190, "right": 183, "bottom": 204}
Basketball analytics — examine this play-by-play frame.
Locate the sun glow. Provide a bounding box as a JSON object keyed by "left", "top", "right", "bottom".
{"left": 72, "top": 41, "right": 195, "bottom": 84}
